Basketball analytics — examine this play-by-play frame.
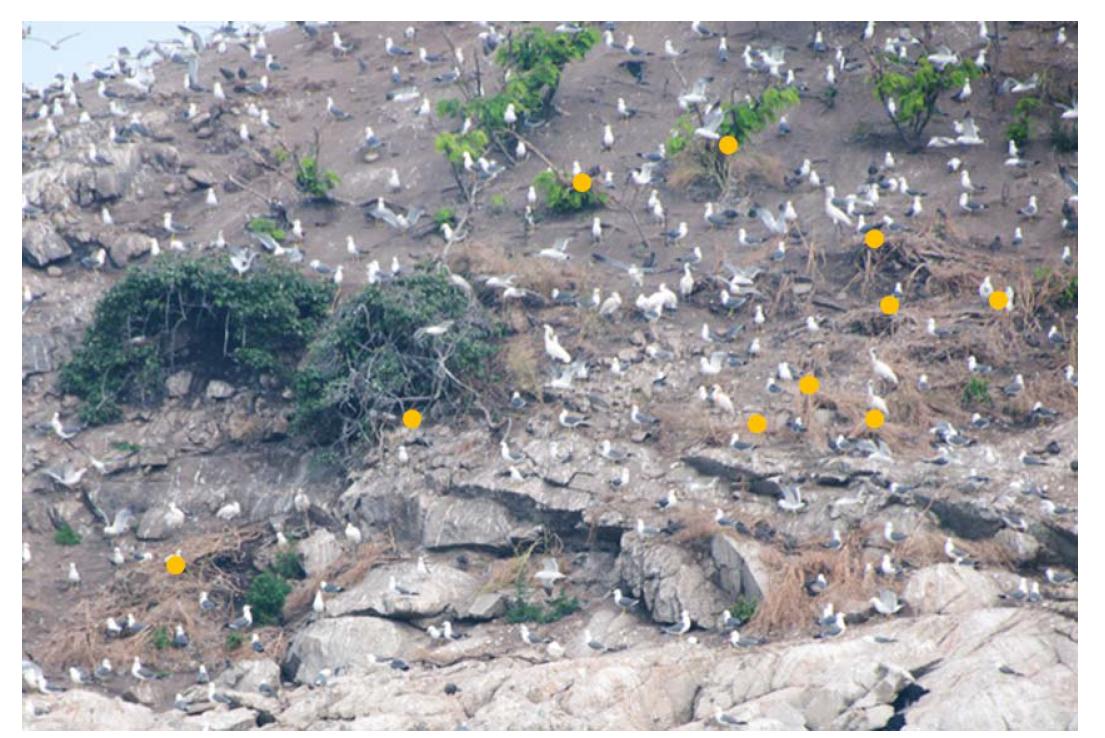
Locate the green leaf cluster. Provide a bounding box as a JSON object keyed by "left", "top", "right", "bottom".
{"left": 533, "top": 169, "right": 606, "bottom": 214}
{"left": 295, "top": 156, "right": 341, "bottom": 199}
{"left": 293, "top": 265, "right": 505, "bottom": 446}
{"left": 246, "top": 570, "right": 293, "bottom": 626}
{"left": 872, "top": 58, "right": 980, "bottom": 145}
{"left": 58, "top": 255, "right": 333, "bottom": 425}
{"left": 247, "top": 217, "right": 287, "bottom": 243}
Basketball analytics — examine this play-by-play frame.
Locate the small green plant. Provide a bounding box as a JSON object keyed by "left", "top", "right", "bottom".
{"left": 151, "top": 626, "right": 170, "bottom": 650}
{"left": 295, "top": 156, "right": 341, "bottom": 200}
{"left": 111, "top": 440, "right": 141, "bottom": 453}
{"left": 504, "top": 588, "right": 581, "bottom": 624}
{"left": 225, "top": 632, "right": 244, "bottom": 651}
{"left": 533, "top": 169, "right": 606, "bottom": 214}
{"left": 962, "top": 377, "right": 991, "bottom": 406}
{"left": 1057, "top": 276, "right": 1077, "bottom": 309}
{"left": 53, "top": 523, "right": 81, "bottom": 546}
{"left": 488, "top": 193, "right": 508, "bottom": 213}
{"left": 870, "top": 57, "right": 980, "bottom": 149}
{"left": 247, "top": 217, "right": 287, "bottom": 242}
{"left": 272, "top": 550, "right": 306, "bottom": 580}
{"left": 1050, "top": 120, "right": 1078, "bottom": 153}
{"left": 1006, "top": 96, "right": 1040, "bottom": 148}
{"left": 246, "top": 571, "right": 292, "bottom": 626}
{"left": 433, "top": 207, "right": 457, "bottom": 227}
{"left": 730, "top": 596, "right": 758, "bottom": 625}
{"left": 273, "top": 147, "right": 290, "bottom": 164}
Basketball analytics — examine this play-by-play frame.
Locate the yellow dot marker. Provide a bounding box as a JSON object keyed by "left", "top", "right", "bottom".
{"left": 865, "top": 409, "right": 886, "bottom": 429}
{"left": 747, "top": 413, "right": 767, "bottom": 434}
{"left": 864, "top": 229, "right": 886, "bottom": 249}
{"left": 880, "top": 295, "right": 900, "bottom": 315}
{"left": 988, "top": 291, "right": 1008, "bottom": 311}
{"left": 718, "top": 135, "right": 739, "bottom": 156}
{"left": 402, "top": 409, "right": 423, "bottom": 430}
{"left": 798, "top": 374, "right": 820, "bottom": 395}
{"left": 572, "top": 172, "right": 592, "bottom": 193}
{"left": 165, "top": 554, "right": 186, "bottom": 576}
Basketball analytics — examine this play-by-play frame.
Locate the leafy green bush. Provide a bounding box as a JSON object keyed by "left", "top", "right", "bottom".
{"left": 1058, "top": 276, "right": 1077, "bottom": 309}
{"left": 730, "top": 596, "right": 758, "bottom": 624}
{"left": 295, "top": 156, "right": 340, "bottom": 200}
{"left": 225, "top": 632, "right": 244, "bottom": 651}
{"left": 59, "top": 256, "right": 333, "bottom": 425}
{"left": 433, "top": 207, "right": 457, "bottom": 226}
{"left": 1050, "top": 120, "right": 1078, "bottom": 153}
{"left": 505, "top": 591, "right": 581, "bottom": 624}
{"left": 53, "top": 523, "right": 81, "bottom": 546}
{"left": 962, "top": 377, "right": 990, "bottom": 406}
{"left": 247, "top": 217, "right": 287, "bottom": 242}
{"left": 246, "top": 571, "right": 292, "bottom": 626}
{"left": 434, "top": 129, "right": 491, "bottom": 166}
{"left": 151, "top": 626, "right": 170, "bottom": 650}
{"left": 1006, "top": 96, "right": 1040, "bottom": 148}
{"left": 667, "top": 86, "right": 798, "bottom": 193}
{"left": 272, "top": 550, "right": 306, "bottom": 580}
{"left": 870, "top": 57, "right": 980, "bottom": 148}
{"left": 293, "top": 265, "right": 504, "bottom": 446}
{"left": 533, "top": 169, "right": 606, "bottom": 214}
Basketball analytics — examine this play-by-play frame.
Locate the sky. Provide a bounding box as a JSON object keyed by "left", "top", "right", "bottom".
{"left": 21, "top": 22, "right": 279, "bottom": 88}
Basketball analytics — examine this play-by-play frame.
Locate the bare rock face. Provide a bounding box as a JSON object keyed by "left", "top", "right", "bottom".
{"left": 299, "top": 528, "right": 343, "bottom": 576}
{"left": 218, "top": 658, "right": 280, "bottom": 693}
{"left": 99, "top": 230, "right": 151, "bottom": 263}
{"left": 421, "top": 496, "right": 519, "bottom": 550}
{"left": 205, "top": 380, "right": 235, "bottom": 400}
{"left": 326, "top": 562, "right": 480, "bottom": 619}
{"left": 710, "top": 532, "right": 771, "bottom": 601}
{"left": 136, "top": 505, "right": 175, "bottom": 541}
{"left": 22, "top": 220, "right": 71, "bottom": 267}
{"left": 23, "top": 690, "right": 158, "bottom": 730}
{"left": 617, "top": 533, "right": 729, "bottom": 626}
{"left": 284, "top": 616, "right": 423, "bottom": 684}
{"left": 165, "top": 370, "right": 193, "bottom": 398}
{"left": 902, "top": 563, "right": 1002, "bottom": 615}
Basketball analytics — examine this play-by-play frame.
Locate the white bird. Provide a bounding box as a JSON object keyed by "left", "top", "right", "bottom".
{"left": 543, "top": 324, "right": 572, "bottom": 364}
{"left": 869, "top": 348, "right": 898, "bottom": 386}
{"left": 345, "top": 522, "right": 362, "bottom": 545}
{"left": 67, "top": 562, "right": 81, "bottom": 586}
{"left": 215, "top": 500, "right": 240, "bottom": 521}
{"left": 533, "top": 557, "right": 565, "bottom": 593}
{"left": 867, "top": 380, "right": 889, "bottom": 416}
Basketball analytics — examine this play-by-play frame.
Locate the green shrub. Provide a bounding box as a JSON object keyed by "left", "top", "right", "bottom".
{"left": 433, "top": 207, "right": 457, "bottom": 226}
{"left": 295, "top": 156, "right": 340, "bottom": 200}
{"left": 488, "top": 193, "right": 508, "bottom": 213}
{"left": 870, "top": 57, "right": 980, "bottom": 148}
{"left": 730, "top": 596, "right": 758, "bottom": 624}
{"left": 246, "top": 571, "right": 292, "bottom": 626}
{"left": 533, "top": 169, "right": 605, "bottom": 214}
{"left": 272, "top": 550, "right": 306, "bottom": 580}
{"left": 151, "top": 626, "right": 170, "bottom": 650}
{"left": 293, "top": 265, "right": 505, "bottom": 446}
{"left": 1058, "top": 276, "right": 1077, "bottom": 309}
{"left": 962, "top": 377, "right": 990, "bottom": 406}
{"left": 505, "top": 591, "right": 581, "bottom": 624}
{"left": 53, "top": 523, "right": 81, "bottom": 546}
{"left": 225, "top": 632, "right": 244, "bottom": 651}
{"left": 1050, "top": 120, "right": 1078, "bottom": 153}
{"left": 1006, "top": 96, "right": 1040, "bottom": 148}
{"left": 58, "top": 256, "right": 333, "bottom": 425}
{"left": 247, "top": 217, "right": 287, "bottom": 243}
{"left": 433, "top": 129, "right": 491, "bottom": 166}
{"left": 111, "top": 441, "right": 141, "bottom": 453}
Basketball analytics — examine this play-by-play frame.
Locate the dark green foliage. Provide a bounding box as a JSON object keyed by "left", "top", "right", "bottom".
{"left": 151, "top": 626, "right": 170, "bottom": 650}
{"left": 247, "top": 217, "right": 287, "bottom": 243}
{"left": 53, "top": 523, "right": 81, "bottom": 546}
{"left": 433, "top": 129, "right": 491, "bottom": 166}
{"left": 59, "top": 256, "right": 333, "bottom": 426}
{"left": 111, "top": 441, "right": 141, "bottom": 453}
{"left": 1058, "top": 276, "right": 1077, "bottom": 309}
{"left": 1050, "top": 120, "right": 1078, "bottom": 153}
{"left": 962, "top": 377, "right": 991, "bottom": 406}
{"left": 295, "top": 156, "right": 340, "bottom": 200}
{"left": 293, "top": 265, "right": 504, "bottom": 446}
{"left": 1006, "top": 96, "right": 1040, "bottom": 148}
{"left": 272, "top": 550, "right": 306, "bottom": 580}
{"left": 871, "top": 58, "right": 980, "bottom": 148}
{"left": 533, "top": 169, "right": 606, "bottom": 214}
{"left": 246, "top": 571, "right": 292, "bottom": 626}
{"left": 730, "top": 596, "right": 758, "bottom": 624}
{"left": 225, "top": 632, "right": 244, "bottom": 651}
{"left": 505, "top": 591, "right": 581, "bottom": 624}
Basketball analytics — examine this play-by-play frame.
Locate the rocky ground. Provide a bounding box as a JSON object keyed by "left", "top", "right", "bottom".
{"left": 23, "top": 21, "right": 1076, "bottom": 730}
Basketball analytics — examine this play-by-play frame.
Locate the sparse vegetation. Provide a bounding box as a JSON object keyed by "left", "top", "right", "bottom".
{"left": 1050, "top": 119, "right": 1078, "bottom": 153}
{"left": 151, "top": 626, "right": 170, "bottom": 650}
{"left": 533, "top": 169, "right": 606, "bottom": 214}
{"left": 246, "top": 570, "right": 293, "bottom": 626}
{"left": 1006, "top": 96, "right": 1040, "bottom": 148}
{"left": 225, "top": 632, "right": 244, "bottom": 651}
{"left": 295, "top": 155, "right": 341, "bottom": 200}
{"left": 59, "top": 256, "right": 333, "bottom": 426}
{"left": 504, "top": 584, "right": 581, "bottom": 624}
{"left": 488, "top": 193, "right": 508, "bottom": 213}
{"left": 869, "top": 57, "right": 980, "bottom": 149}
{"left": 53, "top": 523, "right": 81, "bottom": 546}
{"left": 667, "top": 86, "right": 799, "bottom": 194}
{"left": 1059, "top": 276, "right": 1077, "bottom": 309}
{"left": 962, "top": 377, "right": 991, "bottom": 406}
{"left": 111, "top": 441, "right": 141, "bottom": 453}
{"left": 247, "top": 217, "right": 287, "bottom": 242}
{"left": 273, "top": 549, "right": 307, "bottom": 580}
{"left": 729, "top": 595, "right": 759, "bottom": 624}
{"left": 293, "top": 265, "right": 505, "bottom": 447}
{"left": 433, "top": 207, "right": 457, "bottom": 226}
